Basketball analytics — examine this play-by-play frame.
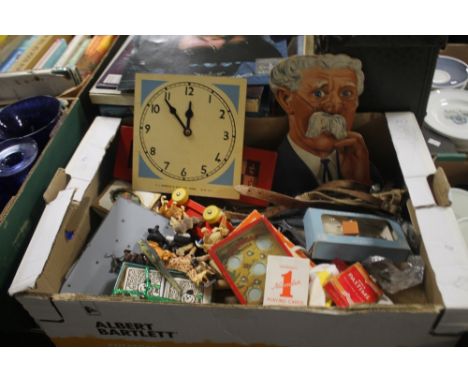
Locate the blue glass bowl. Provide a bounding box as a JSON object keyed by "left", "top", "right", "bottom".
{"left": 0, "top": 96, "right": 61, "bottom": 149}
{"left": 0, "top": 137, "right": 39, "bottom": 195}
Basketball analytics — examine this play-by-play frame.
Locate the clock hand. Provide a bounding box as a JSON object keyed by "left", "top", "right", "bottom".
{"left": 185, "top": 101, "right": 194, "bottom": 134}
{"left": 164, "top": 98, "right": 192, "bottom": 136}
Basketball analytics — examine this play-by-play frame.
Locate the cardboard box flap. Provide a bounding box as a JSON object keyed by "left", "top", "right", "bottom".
{"left": 415, "top": 207, "right": 468, "bottom": 333}
{"left": 8, "top": 188, "right": 75, "bottom": 296}
{"left": 386, "top": 112, "right": 468, "bottom": 334}
{"left": 386, "top": 112, "right": 437, "bottom": 208}
{"left": 66, "top": 178, "right": 96, "bottom": 204}
{"left": 43, "top": 168, "right": 69, "bottom": 204}
{"left": 9, "top": 116, "right": 121, "bottom": 296}
{"left": 65, "top": 116, "right": 121, "bottom": 203}
{"left": 416, "top": 207, "right": 468, "bottom": 293}
{"left": 402, "top": 178, "right": 435, "bottom": 209}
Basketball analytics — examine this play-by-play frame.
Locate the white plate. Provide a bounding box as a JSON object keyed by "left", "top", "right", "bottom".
{"left": 425, "top": 89, "right": 468, "bottom": 151}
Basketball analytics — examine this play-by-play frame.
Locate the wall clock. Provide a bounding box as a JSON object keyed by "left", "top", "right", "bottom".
{"left": 133, "top": 73, "right": 247, "bottom": 199}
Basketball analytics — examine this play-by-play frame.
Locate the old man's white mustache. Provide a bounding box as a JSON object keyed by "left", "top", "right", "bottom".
{"left": 305, "top": 112, "right": 348, "bottom": 140}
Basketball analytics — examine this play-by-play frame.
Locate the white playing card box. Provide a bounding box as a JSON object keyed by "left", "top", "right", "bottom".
{"left": 263, "top": 256, "right": 310, "bottom": 307}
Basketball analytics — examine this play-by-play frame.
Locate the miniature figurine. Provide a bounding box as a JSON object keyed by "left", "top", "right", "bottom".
{"left": 170, "top": 215, "right": 200, "bottom": 234}
{"left": 147, "top": 225, "right": 168, "bottom": 246}
{"left": 149, "top": 189, "right": 236, "bottom": 286}
{"left": 156, "top": 195, "right": 186, "bottom": 220}
{"left": 167, "top": 253, "right": 216, "bottom": 286}
{"left": 199, "top": 221, "right": 230, "bottom": 253}
{"left": 147, "top": 236, "right": 217, "bottom": 287}
{"left": 170, "top": 233, "right": 194, "bottom": 248}
{"left": 270, "top": 54, "right": 378, "bottom": 196}
{"left": 175, "top": 243, "right": 197, "bottom": 257}
{"left": 187, "top": 265, "right": 216, "bottom": 286}
{"left": 106, "top": 250, "right": 149, "bottom": 273}
{"left": 148, "top": 240, "right": 175, "bottom": 262}
{"left": 138, "top": 240, "right": 182, "bottom": 295}
{"left": 156, "top": 191, "right": 203, "bottom": 235}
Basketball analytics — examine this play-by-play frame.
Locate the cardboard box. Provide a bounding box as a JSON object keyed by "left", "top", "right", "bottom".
{"left": 7, "top": 112, "right": 468, "bottom": 346}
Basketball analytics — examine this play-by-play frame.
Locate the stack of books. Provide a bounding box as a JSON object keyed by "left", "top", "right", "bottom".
{"left": 0, "top": 35, "right": 114, "bottom": 105}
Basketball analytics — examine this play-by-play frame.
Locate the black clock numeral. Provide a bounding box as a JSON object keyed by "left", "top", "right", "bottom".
{"left": 151, "top": 104, "right": 160, "bottom": 114}
{"left": 150, "top": 147, "right": 156, "bottom": 155}
{"left": 208, "top": 94, "right": 212, "bottom": 104}
{"left": 185, "top": 86, "right": 194, "bottom": 96}
{"left": 164, "top": 161, "right": 170, "bottom": 170}
{"left": 145, "top": 124, "right": 151, "bottom": 133}
{"left": 215, "top": 152, "right": 221, "bottom": 163}
{"left": 165, "top": 92, "right": 171, "bottom": 100}
{"left": 223, "top": 131, "right": 229, "bottom": 140}
{"left": 181, "top": 168, "right": 187, "bottom": 177}
{"left": 219, "top": 109, "right": 225, "bottom": 119}
{"left": 201, "top": 165, "right": 207, "bottom": 175}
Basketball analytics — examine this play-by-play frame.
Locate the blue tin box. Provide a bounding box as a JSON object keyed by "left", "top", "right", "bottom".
{"left": 303, "top": 207, "right": 412, "bottom": 263}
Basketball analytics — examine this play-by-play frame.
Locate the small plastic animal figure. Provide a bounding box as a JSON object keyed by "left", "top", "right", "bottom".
{"left": 147, "top": 225, "right": 168, "bottom": 246}
{"left": 187, "top": 268, "right": 215, "bottom": 286}
{"left": 157, "top": 195, "right": 186, "bottom": 220}
{"left": 170, "top": 215, "right": 200, "bottom": 234}
{"left": 147, "top": 241, "right": 175, "bottom": 262}
{"left": 175, "top": 243, "right": 197, "bottom": 257}
{"left": 200, "top": 221, "right": 230, "bottom": 252}
{"left": 147, "top": 237, "right": 216, "bottom": 286}
{"left": 107, "top": 250, "right": 149, "bottom": 273}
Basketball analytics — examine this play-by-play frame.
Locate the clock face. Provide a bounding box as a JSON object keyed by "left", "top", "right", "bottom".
{"left": 139, "top": 81, "right": 236, "bottom": 181}
{"left": 133, "top": 73, "right": 246, "bottom": 199}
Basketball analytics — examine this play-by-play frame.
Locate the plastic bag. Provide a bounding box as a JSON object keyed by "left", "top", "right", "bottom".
{"left": 362, "top": 255, "right": 424, "bottom": 295}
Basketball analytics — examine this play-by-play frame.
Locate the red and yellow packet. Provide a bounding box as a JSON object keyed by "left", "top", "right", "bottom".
{"left": 324, "top": 262, "right": 383, "bottom": 307}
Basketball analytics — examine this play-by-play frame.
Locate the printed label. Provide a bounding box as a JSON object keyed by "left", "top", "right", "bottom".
{"left": 263, "top": 256, "right": 310, "bottom": 307}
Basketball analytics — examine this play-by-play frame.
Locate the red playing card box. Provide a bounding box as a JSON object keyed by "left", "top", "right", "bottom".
{"left": 113, "top": 125, "right": 133, "bottom": 182}
{"left": 324, "top": 262, "right": 383, "bottom": 307}
{"left": 240, "top": 147, "right": 277, "bottom": 206}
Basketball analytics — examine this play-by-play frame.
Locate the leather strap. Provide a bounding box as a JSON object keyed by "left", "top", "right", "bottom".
{"left": 234, "top": 183, "right": 405, "bottom": 215}
{"left": 234, "top": 185, "right": 307, "bottom": 208}
{"left": 299, "top": 186, "right": 381, "bottom": 206}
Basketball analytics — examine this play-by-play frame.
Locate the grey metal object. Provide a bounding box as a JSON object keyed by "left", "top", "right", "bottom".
{"left": 61, "top": 198, "right": 173, "bottom": 295}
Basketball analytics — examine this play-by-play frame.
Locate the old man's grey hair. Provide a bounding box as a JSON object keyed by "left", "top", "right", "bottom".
{"left": 270, "top": 54, "right": 365, "bottom": 96}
